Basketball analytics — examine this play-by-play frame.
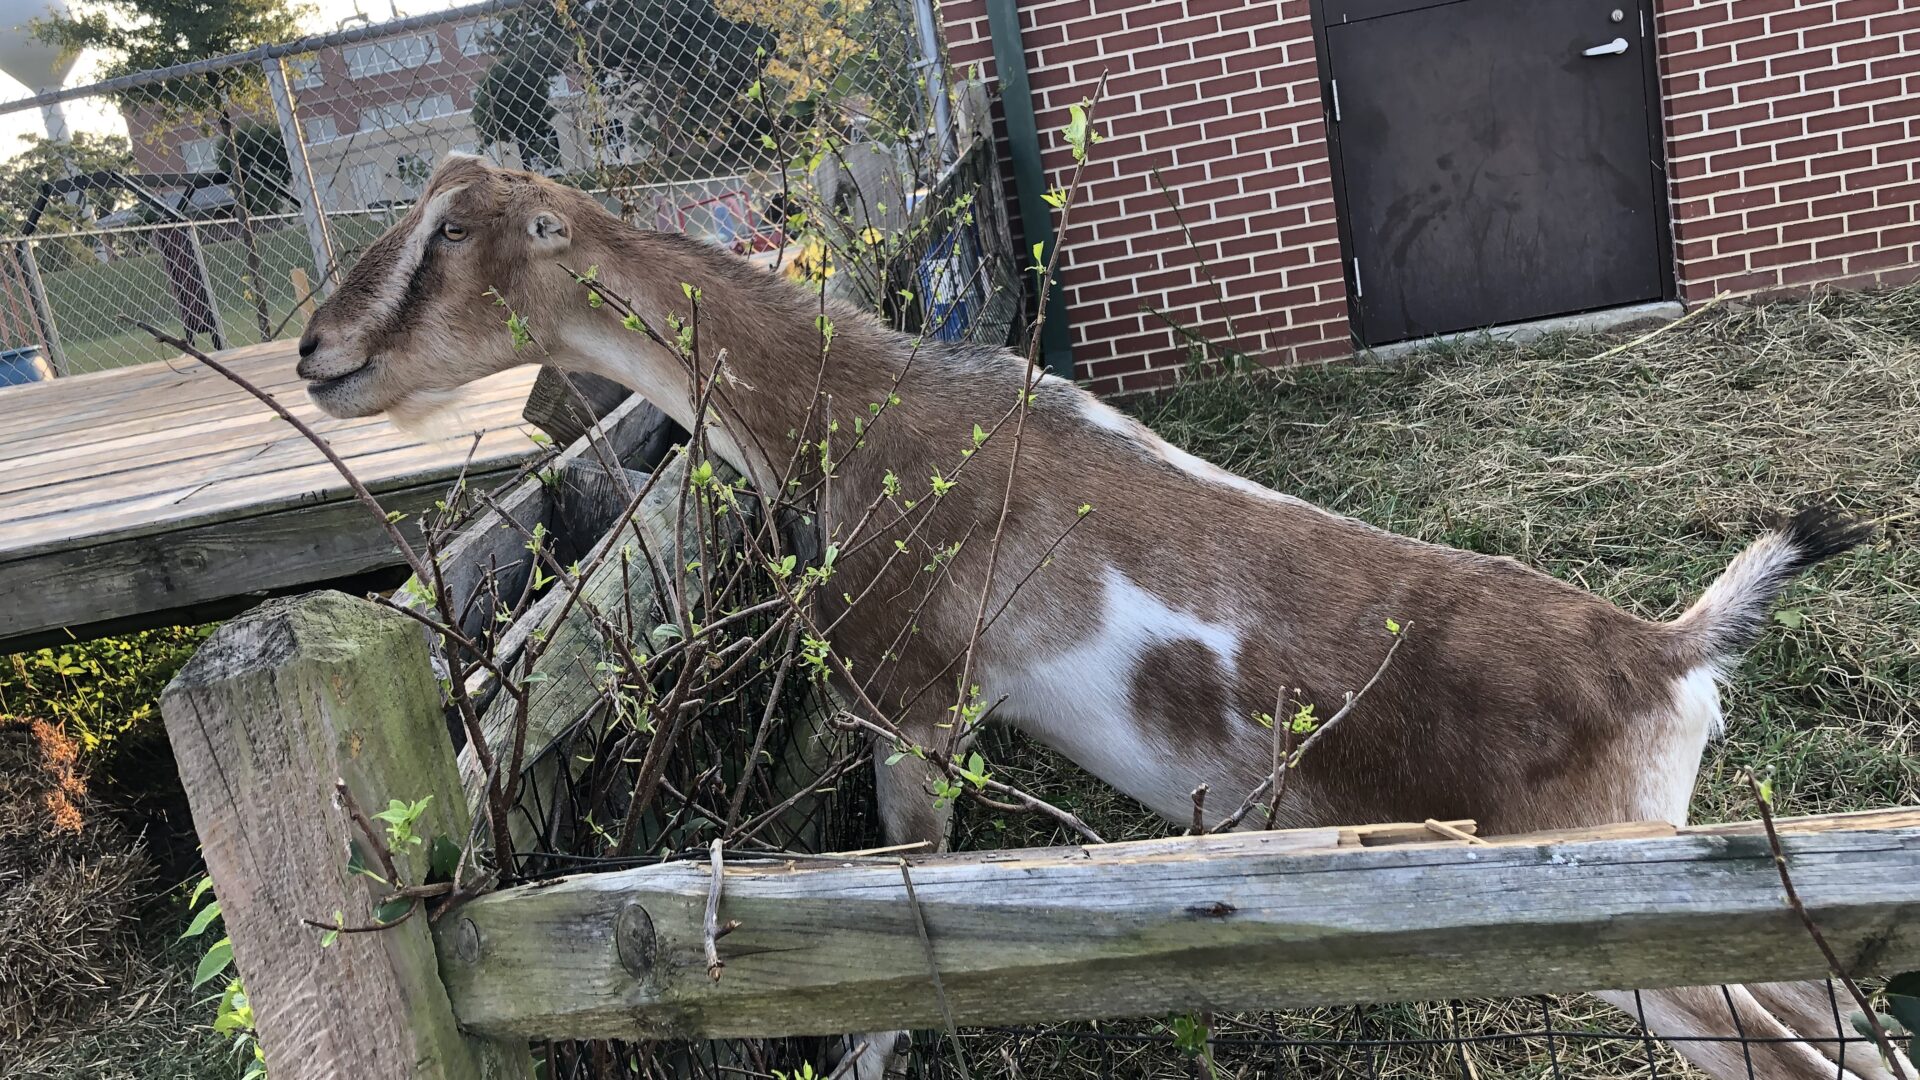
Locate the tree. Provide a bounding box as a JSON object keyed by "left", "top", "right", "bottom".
{"left": 219, "top": 123, "right": 293, "bottom": 217}
{"left": 471, "top": 0, "right": 771, "bottom": 176}
{"left": 472, "top": 45, "right": 563, "bottom": 172}
{"left": 36, "top": 0, "right": 312, "bottom": 339}
{"left": 0, "top": 132, "right": 134, "bottom": 232}
{"left": 0, "top": 132, "right": 135, "bottom": 271}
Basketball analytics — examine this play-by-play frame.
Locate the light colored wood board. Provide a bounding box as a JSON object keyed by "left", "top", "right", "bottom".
{"left": 1685, "top": 806, "right": 1920, "bottom": 836}
{"left": 0, "top": 439, "right": 536, "bottom": 563}
{"left": 0, "top": 341, "right": 311, "bottom": 440}
{"left": 0, "top": 365, "right": 533, "bottom": 491}
{"left": 521, "top": 367, "right": 633, "bottom": 448}
{"left": 1480, "top": 821, "right": 1679, "bottom": 845}
{"left": 0, "top": 337, "right": 298, "bottom": 403}
{"left": 0, "top": 345, "right": 529, "bottom": 451}
{"left": 0, "top": 426, "right": 537, "bottom": 554}
{"left": 0, "top": 469, "right": 516, "bottom": 645}
{"left": 396, "top": 394, "right": 665, "bottom": 640}
{"left": 0, "top": 341, "right": 295, "bottom": 421}
{"left": 0, "top": 369, "right": 536, "bottom": 486}
{"left": 1338, "top": 819, "right": 1479, "bottom": 846}
{"left": 437, "top": 824, "right": 1920, "bottom": 1040}
{"left": 458, "top": 453, "right": 723, "bottom": 848}
{"left": 0, "top": 399, "right": 527, "bottom": 512}
{"left": 0, "top": 368, "right": 322, "bottom": 449}
{"left": 160, "top": 592, "right": 534, "bottom": 1079}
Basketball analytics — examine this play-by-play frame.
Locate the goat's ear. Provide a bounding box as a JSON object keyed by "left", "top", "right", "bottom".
{"left": 527, "top": 210, "right": 571, "bottom": 256}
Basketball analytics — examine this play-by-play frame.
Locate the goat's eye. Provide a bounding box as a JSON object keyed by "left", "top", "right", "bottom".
{"left": 440, "top": 222, "right": 468, "bottom": 242}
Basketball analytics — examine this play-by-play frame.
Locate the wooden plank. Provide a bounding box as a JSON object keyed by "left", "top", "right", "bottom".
{"left": 400, "top": 394, "right": 665, "bottom": 641}
{"left": 435, "top": 815, "right": 1920, "bottom": 1040}
{"left": 521, "top": 367, "right": 634, "bottom": 448}
{"left": 0, "top": 427, "right": 536, "bottom": 553}
{"left": 0, "top": 345, "right": 528, "bottom": 458}
{"left": 0, "top": 341, "right": 309, "bottom": 441}
{"left": 458, "top": 453, "right": 723, "bottom": 841}
{"left": 0, "top": 373, "right": 535, "bottom": 514}
{"left": 161, "top": 591, "right": 535, "bottom": 1080}
{"left": 0, "top": 467, "right": 523, "bottom": 650}
{"left": 1687, "top": 806, "right": 1920, "bottom": 836}
{"left": 0, "top": 368, "right": 535, "bottom": 487}
{"left": 552, "top": 459, "right": 654, "bottom": 564}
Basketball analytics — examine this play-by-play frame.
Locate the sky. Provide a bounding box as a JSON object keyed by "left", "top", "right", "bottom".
{"left": 0, "top": 0, "right": 465, "bottom": 157}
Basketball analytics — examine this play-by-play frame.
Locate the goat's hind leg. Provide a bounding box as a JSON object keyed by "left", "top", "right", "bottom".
{"left": 1747, "top": 980, "right": 1910, "bottom": 1080}
{"left": 831, "top": 710, "right": 956, "bottom": 1080}
{"left": 1597, "top": 984, "right": 1898, "bottom": 1080}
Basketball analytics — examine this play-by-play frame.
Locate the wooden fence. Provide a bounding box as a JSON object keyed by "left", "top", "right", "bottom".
{"left": 157, "top": 403, "right": 1920, "bottom": 1079}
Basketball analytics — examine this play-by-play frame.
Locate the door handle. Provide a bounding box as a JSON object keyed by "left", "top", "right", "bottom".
{"left": 1583, "top": 36, "right": 1630, "bottom": 56}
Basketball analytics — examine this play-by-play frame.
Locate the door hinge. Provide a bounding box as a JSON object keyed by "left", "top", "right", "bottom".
{"left": 1352, "top": 257, "right": 1363, "bottom": 298}
{"left": 1330, "top": 78, "right": 1342, "bottom": 123}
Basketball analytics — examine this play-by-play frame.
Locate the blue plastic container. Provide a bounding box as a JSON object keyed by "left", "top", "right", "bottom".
{"left": 0, "top": 346, "right": 51, "bottom": 387}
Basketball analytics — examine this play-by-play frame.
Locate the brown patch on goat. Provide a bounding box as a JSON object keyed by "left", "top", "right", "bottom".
{"left": 1129, "top": 639, "right": 1237, "bottom": 752}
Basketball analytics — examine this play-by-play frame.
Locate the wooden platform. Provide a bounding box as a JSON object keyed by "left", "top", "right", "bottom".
{"left": 0, "top": 340, "right": 541, "bottom": 652}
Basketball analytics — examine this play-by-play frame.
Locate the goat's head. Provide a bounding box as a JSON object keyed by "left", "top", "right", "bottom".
{"left": 298, "top": 153, "right": 595, "bottom": 420}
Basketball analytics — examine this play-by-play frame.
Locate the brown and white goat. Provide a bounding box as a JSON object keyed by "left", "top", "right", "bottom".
{"left": 298, "top": 155, "right": 1884, "bottom": 1080}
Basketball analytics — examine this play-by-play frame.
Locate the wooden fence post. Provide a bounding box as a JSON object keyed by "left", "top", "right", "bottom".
{"left": 162, "top": 590, "right": 535, "bottom": 1080}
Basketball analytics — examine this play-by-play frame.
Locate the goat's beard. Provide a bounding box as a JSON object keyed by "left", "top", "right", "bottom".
{"left": 385, "top": 386, "right": 475, "bottom": 442}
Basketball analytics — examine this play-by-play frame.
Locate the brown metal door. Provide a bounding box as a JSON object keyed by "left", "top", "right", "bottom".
{"left": 1317, "top": 0, "right": 1673, "bottom": 345}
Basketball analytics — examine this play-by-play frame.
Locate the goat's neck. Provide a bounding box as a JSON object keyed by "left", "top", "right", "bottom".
{"left": 558, "top": 238, "right": 900, "bottom": 496}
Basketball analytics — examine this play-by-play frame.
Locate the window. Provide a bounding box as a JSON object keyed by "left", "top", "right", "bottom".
{"left": 591, "top": 117, "right": 628, "bottom": 154}
{"left": 303, "top": 114, "right": 339, "bottom": 142}
{"left": 395, "top": 153, "right": 431, "bottom": 193}
{"left": 182, "top": 137, "right": 220, "bottom": 173}
{"left": 345, "top": 33, "right": 441, "bottom": 79}
{"left": 455, "top": 19, "right": 500, "bottom": 56}
{"left": 350, "top": 163, "right": 385, "bottom": 207}
{"left": 288, "top": 55, "right": 323, "bottom": 89}
{"left": 358, "top": 93, "right": 456, "bottom": 131}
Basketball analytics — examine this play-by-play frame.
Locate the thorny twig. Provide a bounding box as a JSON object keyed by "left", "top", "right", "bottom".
{"left": 1187, "top": 784, "right": 1210, "bottom": 837}
{"left": 1744, "top": 770, "right": 1912, "bottom": 1080}
{"left": 335, "top": 779, "right": 400, "bottom": 885}
{"left": 703, "top": 838, "right": 735, "bottom": 981}
{"left": 1212, "top": 622, "right": 1412, "bottom": 833}
{"left": 901, "top": 858, "right": 972, "bottom": 1080}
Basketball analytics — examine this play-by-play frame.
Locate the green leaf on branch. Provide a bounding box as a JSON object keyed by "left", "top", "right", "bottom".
{"left": 192, "top": 937, "right": 234, "bottom": 989}
{"left": 373, "top": 898, "right": 413, "bottom": 925}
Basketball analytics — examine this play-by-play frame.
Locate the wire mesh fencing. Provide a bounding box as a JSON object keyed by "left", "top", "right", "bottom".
{"left": 0, "top": 0, "right": 1000, "bottom": 384}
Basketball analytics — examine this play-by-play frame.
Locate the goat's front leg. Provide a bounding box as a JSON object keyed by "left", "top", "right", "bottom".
{"left": 832, "top": 710, "right": 954, "bottom": 1080}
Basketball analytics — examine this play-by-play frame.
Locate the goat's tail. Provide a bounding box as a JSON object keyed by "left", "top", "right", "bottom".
{"left": 1670, "top": 504, "right": 1873, "bottom": 666}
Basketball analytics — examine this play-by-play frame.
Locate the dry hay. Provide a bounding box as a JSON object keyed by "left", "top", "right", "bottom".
{"left": 0, "top": 715, "right": 154, "bottom": 1046}
{"left": 932, "top": 284, "right": 1920, "bottom": 1079}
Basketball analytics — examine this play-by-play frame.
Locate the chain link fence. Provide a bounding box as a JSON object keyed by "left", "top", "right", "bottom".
{"left": 0, "top": 0, "right": 1013, "bottom": 383}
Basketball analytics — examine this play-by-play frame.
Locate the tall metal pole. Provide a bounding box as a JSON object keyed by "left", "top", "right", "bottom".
{"left": 910, "top": 0, "right": 954, "bottom": 162}
{"left": 264, "top": 57, "right": 338, "bottom": 304}
{"left": 17, "top": 240, "right": 69, "bottom": 377}
{"left": 185, "top": 222, "right": 229, "bottom": 351}
{"left": 985, "top": 0, "right": 1073, "bottom": 378}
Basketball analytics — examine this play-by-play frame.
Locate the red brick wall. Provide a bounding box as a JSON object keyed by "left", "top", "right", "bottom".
{"left": 943, "top": 0, "right": 1920, "bottom": 387}
{"left": 941, "top": 0, "right": 1350, "bottom": 392}
{"left": 1654, "top": 0, "right": 1920, "bottom": 299}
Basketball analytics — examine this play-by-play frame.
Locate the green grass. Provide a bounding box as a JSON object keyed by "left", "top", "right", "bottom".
{"left": 36, "top": 213, "right": 393, "bottom": 373}
{"left": 944, "top": 285, "right": 1919, "bottom": 1079}
{"left": 5, "top": 284, "right": 1917, "bottom": 1078}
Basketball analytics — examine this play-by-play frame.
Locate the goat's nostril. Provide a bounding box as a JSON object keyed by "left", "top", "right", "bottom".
{"left": 298, "top": 329, "right": 320, "bottom": 359}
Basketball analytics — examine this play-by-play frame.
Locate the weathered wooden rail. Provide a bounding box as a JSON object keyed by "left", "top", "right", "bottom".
{"left": 156, "top": 395, "right": 1920, "bottom": 1079}
{"left": 436, "top": 809, "right": 1920, "bottom": 1040}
